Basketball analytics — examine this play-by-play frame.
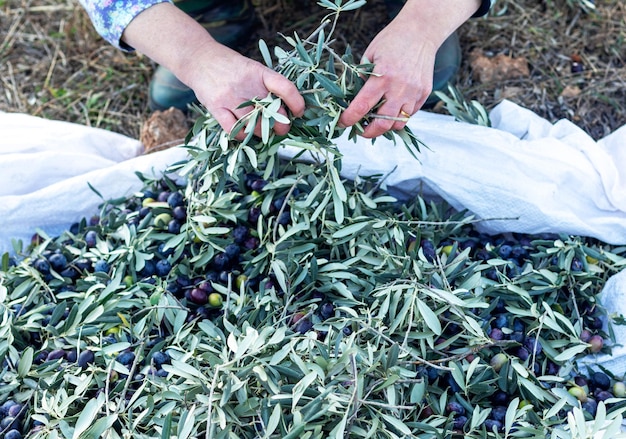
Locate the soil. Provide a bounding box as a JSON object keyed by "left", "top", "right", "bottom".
{"left": 0, "top": 0, "right": 624, "bottom": 140}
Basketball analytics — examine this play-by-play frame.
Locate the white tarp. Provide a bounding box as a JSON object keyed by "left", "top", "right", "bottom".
{"left": 0, "top": 112, "right": 187, "bottom": 251}
{"left": 2, "top": 100, "right": 625, "bottom": 248}
{"left": 1, "top": 100, "right": 625, "bottom": 370}
{"left": 278, "top": 100, "right": 626, "bottom": 244}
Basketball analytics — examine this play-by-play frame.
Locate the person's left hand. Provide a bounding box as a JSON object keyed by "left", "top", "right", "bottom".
{"left": 339, "top": 16, "right": 438, "bottom": 138}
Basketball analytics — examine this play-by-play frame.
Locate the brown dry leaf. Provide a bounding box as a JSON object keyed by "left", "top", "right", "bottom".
{"left": 140, "top": 108, "right": 189, "bottom": 154}
{"left": 501, "top": 86, "right": 524, "bottom": 99}
{"left": 469, "top": 49, "right": 531, "bottom": 83}
{"left": 560, "top": 85, "right": 582, "bottom": 98}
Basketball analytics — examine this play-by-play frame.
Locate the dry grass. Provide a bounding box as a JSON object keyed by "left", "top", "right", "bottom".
{"left": 459, "top": 0, "right": 626, "bottom": 139}
{"left": 1, "top": 0, "right": 624, "bottom": 140}
{"left": 0, "top": 0, "right": 152, "bottom": 138}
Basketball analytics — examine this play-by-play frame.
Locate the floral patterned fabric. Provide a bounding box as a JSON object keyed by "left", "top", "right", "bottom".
{"left": 78, "top": 0, "right": 173, "bottom": 50}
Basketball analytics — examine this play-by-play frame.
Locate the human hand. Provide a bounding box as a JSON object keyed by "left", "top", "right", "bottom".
{"left": 338, "top": 0, "right": 481, "bottom": 139}
{"left": 338, "top": 18, "right": 437, "bottom": 138}
{"left": 122, "top": 3, "right": 305, "bottom": 140}
{"left": 185, "top": 43, "right": 305, "bottom": 140}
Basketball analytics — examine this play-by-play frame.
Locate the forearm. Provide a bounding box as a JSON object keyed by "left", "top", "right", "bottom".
{"left": 121, "top": 2, "right": 304, "bottom": 136}
{"left": 396, "top": 0, "right": 482, "bottom": 47}
{"left": 121, "top": 2, "right": 221, "bottom": 87}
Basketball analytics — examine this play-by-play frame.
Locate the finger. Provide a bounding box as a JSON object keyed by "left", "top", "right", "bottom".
{"left": 263, "top": 70, "right": 305, "bottom": 117}
{"left": 361, "top": 99, "right": 402, "bottom": 138}
{"left": 211, "top": 107, "right": 240, "bottom": 139}
{"left": 361, "top": 113, "right": 397, "bottom": 138}
{"left": 215, "top": 106, "right": 291, "bottom": 142}
{"left": 339, "top": 80, "right": 385, "bottom": 128}
{"left": 388, "top": 88, "right": 430, "bottom": 132}
{"left": 218, "top": 108, "right": 261, "bottom": 142}
{"left": 236, "top": 103, "right": 291, "bottom": 139}
{"left": 390, "top": 108, "right": 413, "bottom": 131}
{"left": 241, "top": 105, "right": 292, "bottom": 139}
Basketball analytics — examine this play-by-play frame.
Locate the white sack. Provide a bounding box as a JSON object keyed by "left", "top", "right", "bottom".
{"left": 279, "top": 100, "right": 626, "bottom": 245}
{"left": 2, "top": 101, "right": 625, "bottom": 249}
{"left": 0, "top": 112, "right": 187, "bottom": 252}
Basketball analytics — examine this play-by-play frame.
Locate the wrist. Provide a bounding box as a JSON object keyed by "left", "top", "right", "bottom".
{"left": 395, "top": 0, "right": 481, "bottom": 46}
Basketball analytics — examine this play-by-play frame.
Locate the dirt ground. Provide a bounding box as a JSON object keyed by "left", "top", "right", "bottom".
{"left": 0, "top": 0, "right": 624, "bottom": 140}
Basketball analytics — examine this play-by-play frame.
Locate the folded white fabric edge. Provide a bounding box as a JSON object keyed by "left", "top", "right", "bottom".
{"left": 0, "top": 148, "right": 188, "bottom": 253}
{"left": 0, "top": 111, "right": 188, "bottom": 253}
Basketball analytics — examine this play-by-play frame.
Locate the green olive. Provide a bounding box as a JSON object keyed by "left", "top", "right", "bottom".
{"left": 568, "top": 385, "right": 588, "bottom": 402}
{"left": 208, "top": 293, "right": 223, "bottom": 307}
{"left": 490, "top": 353, "right": 508, "bottom": 372}
{"left": 154, "top": 213, "right": 172, "bottom": 228}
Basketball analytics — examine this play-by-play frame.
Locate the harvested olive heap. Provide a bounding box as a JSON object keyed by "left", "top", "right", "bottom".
{"left": 2, "top": 3, "right": 626, "bottom": 438}
{"left": 2, "top": 167, "right": 626, "bottom": 439}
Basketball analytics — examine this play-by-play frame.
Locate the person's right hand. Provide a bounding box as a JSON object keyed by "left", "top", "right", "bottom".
{"left": 122, "top": 2, "right": 304, "bottom": 140}
{"left": 183, "top": 42, "right": 305, "bottom": 140}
